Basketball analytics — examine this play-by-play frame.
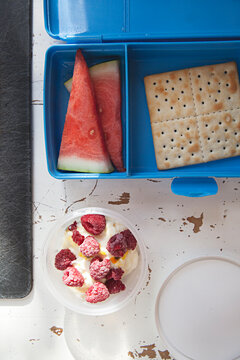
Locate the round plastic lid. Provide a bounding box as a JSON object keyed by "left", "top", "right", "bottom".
{"left": 155, "top": 257, "right": 240, "bottom": 360}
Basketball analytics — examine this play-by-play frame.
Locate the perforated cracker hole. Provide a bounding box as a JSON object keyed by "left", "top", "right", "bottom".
{"left": 161, "top": 131, "right": 164, "bottom": 135}
{"left": 218, "top": 90, "right": 221, "bottom": 93}
{"left": 155, "top": 95, "right": 158, "bottom": 98}
{"left": 187, "top": 127, "right": 190, "bottom": 130}
{"left": 165, "top": 98, "right": 168, "bottom": 102}
{"left": 228, "top": 97, "right": 231, "bottom": 100}
{"left": 171, "top": 138, "right": 174, "bottom": 142}
{"left": 166, "top": 80, "right": 169, "bottom": 83}
{"left": 181, "top": 146, "right": 184, "bottom": 150}
{"left": 210, "top": 150, "right": 213, "bottom": 152}
{"left": 208, "top": 82, "right": 211, "bottom": 85}
{"left": 219, "top": 122, "right": 222, "bottom": 125}
{"left": 225, "top": 129, "right": 228, "bottom": 132}
{"left": 174, "top": 129, "right": 177, "bottom": 132}
{"left": 179, "top": 78, "right": 182, "bottom": 81}
{"left": 153, "top": 82, "right": 156, "bottom": 86}
{"left": 235, "top": 132, "right": 238, "bottom": 135}
{"left": 205, "top": 124, "right": 208, "bottom": 127}
{"left": 178, "top": 155, "right": 181, "bottom": 158}
{"left": 165, "top": 157, "right": 168, "bottom": 160}
{"left": 199, "top": 88, "right": 202, "bottom": 91}
{"left": 163, "top": 145, "right": 166, "bottom": 148}
{"left": 191, "top": 153, "right": 194, "bottom": 156}
{"left": 202, "top": 101, "right": 205, "bottom": 105}
{"left": 189, "top": 140, "right": 192, "bottom": 144}
{"left": 215, "top": 99, "right": 218, "bottom": 102}
{"left": 226, "top": 83, "right": 229, "bottom": 87}
{"left": 172, "top": 87, "right": 175, "bottom": 91}
{"left": 224, "top": 70, "right": 228, "bottom": 74}
{"left": 198, "top": 74, "right": 201, "bottom": 78}
{"left": 208, "top": 137, "right": 210, "bottom": 140}
{"left": 237, "top": 144, "right": 239, "bottom": 148}
{"left": 158, "top": 108, "right": 160, "bottom": 112}
{"left": 223, "top": 147, "right": 226, "bottom": 150}
{"left": 171, "top": 106, "right": 174, "bottom": 110}
{"left": 183, "top": 104, "right": 186, "bottom": 107}
{"left": 217, "top": 140, "right": 220, "bottom": 143}
{"left": 181, "top": 90, "right": 184, "bottom": 94}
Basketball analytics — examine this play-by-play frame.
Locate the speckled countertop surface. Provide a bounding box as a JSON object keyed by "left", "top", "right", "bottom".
{"left": 1, "top": 1, "right": 240, "bottom": 359}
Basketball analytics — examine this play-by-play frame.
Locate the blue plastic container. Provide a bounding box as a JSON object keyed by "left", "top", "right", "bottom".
{"left": 44, "top": 0, "right": 240, "bottom": 196}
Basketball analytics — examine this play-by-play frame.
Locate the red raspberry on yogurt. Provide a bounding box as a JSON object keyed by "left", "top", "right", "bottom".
{"left": 62, "top": 267, "right": 84, "bottom": 287}
{"left": 89, "top": 257, "right": 111, "bottom": 281}
{"left": 86, "top": 282, "right": 110, "bottom": 303}
{"left": 79, "top": 236, "right": 100, "bottom": 257}
{"left": 55, "top": 249, "right": 76, "bottom": 270}
{"left": 105, "top": 279, "right": 126, "bottom": 294}
{"left": 81, "top": 214, "right": 106, "bottom": 235}
{"left": 72, "top": 229, "right": 85, "bottom": 246}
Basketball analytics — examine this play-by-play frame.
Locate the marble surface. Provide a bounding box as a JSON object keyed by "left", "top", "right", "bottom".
{"left": 1, "top": 1, "right": 240, "bottom": 359}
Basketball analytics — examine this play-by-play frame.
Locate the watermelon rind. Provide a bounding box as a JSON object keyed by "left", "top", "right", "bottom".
{"left": 58, "top": 155, "right": 113, "bottom": 173}
{"left": 64, "top": 60, "right": 119, "bottom": 93}
{"left": 64, "top": 78, "right": 73, "bottom": 93}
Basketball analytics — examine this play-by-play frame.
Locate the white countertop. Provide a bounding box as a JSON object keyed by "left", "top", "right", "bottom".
{"left": 1, "top": 1, "right": 240, "bottom": 359}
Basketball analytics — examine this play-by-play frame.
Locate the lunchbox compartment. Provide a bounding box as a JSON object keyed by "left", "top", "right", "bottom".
{"left": 44, "top": 41, "right": 240, "bottom": 179}
{"left": 127, "top": 41, "right": 240, "bottom": 178}
{"left": 44, "top": 44, "right": 128, "bottom": 179}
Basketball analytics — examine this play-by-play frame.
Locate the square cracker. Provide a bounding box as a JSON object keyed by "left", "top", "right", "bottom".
{"left": 197, "top": 109, "right": 240, "bottom": 162}
{"left": 190, "top": 62, "right": 240, "bottom": 115}
{"left": 144, "top": 68, "right": 196, "bottom": 123}
{"left": 151, "top": 118, "right": 203, "bottom": 170}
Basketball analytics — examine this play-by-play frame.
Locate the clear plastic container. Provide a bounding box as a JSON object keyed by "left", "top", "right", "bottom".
{"left": 155, "top": 256, "right": 240, "bottom": 360}
{"left": 41, "top": 207, "right": 147, "bottom": 316}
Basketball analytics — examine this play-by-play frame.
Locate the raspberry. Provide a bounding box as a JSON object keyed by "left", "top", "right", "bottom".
{"left": 89, "top": 258, "right": 111, "bottom": 281}
{"left": 86, "top": 282, "right": 110, "bottom": 303}
{"left": 62, "top": 267, "right": 84, "bottom": 287}
{"left": 81, "top": 214, "right": 106, "bottom": 235}
{"left": 106, "top": 233, "right": 128, "bottom": 257}
{"left": 55, "top": 249, "right": 76, "bottom": 270}
{"left": 106, "top": 267, "right": 124, "bottom": 280}
{"left": 68, "top": 221, "right": 77, "bottom": 231}
{"left": 79, "top": 236, "right": 100, "bottom": 257}
{"left": 122, "top": 229, "right": 137, "bottom": 250}
{"left": 72, "top": 230, "right": 85, "bottom": 246}
{"left": 105, "top": 279, "right": 126, "bottom": 294}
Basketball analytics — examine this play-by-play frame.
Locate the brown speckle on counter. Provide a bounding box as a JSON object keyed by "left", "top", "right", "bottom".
{"left": 187, "top": 213, "right": 203, "bottom": 233}
{"left": 158, "top": 217, "right": 166, "bottom": 222}
{"left": 128, "top": 351, "right": 135, "bottom": 359}
{"left": 158, "top": 350, "right": 171, "bottom": 359}
{"left": 108, "top": 192, "right": 130, "bottom": 205}
{"left": 50, "top": 326, "right": 63, "bottom": 336}
{"left": 136, "top": 344, "right": 157, "bottom": 358}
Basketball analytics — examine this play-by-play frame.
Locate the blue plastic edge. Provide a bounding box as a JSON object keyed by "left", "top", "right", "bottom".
{"left": 171, "top": 178, "right": 218, "bottom": 197}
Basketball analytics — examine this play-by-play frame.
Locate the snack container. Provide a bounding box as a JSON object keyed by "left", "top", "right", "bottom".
{"left": 43, "top": 0, "right": 240, "bottom": 196}
{"left": 41, "top": 207, "right": 147, "bottom": 316}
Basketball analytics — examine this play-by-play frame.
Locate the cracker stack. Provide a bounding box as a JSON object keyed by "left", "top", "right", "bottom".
{"left": 144, "top": 62, "right": 240, "bottom": 170}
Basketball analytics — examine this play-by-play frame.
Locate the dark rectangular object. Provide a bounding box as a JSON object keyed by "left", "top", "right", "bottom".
{"left": 0, "top": 0, "right": 32, "bottom": 298}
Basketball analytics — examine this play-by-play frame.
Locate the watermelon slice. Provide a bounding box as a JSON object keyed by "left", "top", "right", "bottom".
{"left": 58, "top": 50, "right": 113, "bottom": 173}
{"left": 64, "top": 60, "right": 124, "bottom": 172}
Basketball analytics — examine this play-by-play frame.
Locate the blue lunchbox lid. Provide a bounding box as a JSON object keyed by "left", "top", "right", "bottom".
{"left": 44, "top": 0, "right": 240, "bottom": 42}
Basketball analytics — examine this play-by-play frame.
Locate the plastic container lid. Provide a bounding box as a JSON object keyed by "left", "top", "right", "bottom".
{"left": 44, "top": 0, "right": 240, "bottom": 42}
{"left": 155, "top": 257, "right": 240, "bottom": 360}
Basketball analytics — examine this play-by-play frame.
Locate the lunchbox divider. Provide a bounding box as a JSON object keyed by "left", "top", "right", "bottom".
{"left": 125, "top": 44, "right": 130, "bottom": 176}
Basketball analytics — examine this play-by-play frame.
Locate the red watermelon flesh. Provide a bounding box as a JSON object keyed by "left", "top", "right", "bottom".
{"left": 64, "top": 60, "right": 124, "bottom": 172}
{"left": 57, "top": 50, "right": 113, "bottom": 173}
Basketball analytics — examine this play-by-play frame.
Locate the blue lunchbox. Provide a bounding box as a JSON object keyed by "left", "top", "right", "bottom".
{"left": 43, "top": 0, "right": 240, "bottom": 196}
